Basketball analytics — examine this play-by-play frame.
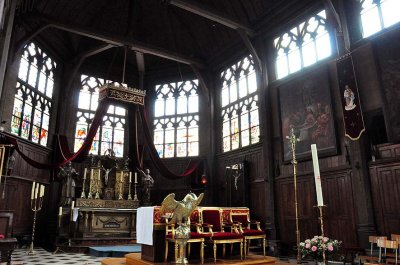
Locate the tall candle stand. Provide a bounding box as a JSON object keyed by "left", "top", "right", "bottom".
{"left": 27, "top": 194, "right": 43, "bottom": 255}
{"left": 286, "top": 128, "right": 301, "bottom": 264}
{"left": 133, "top": 181, "right": 139, "bottom": 201}
{"left": 316, "top": 205, "right": 326, "bottom": 265}
{"left": 87, "top": 169, "right": 93, "bottom": 199}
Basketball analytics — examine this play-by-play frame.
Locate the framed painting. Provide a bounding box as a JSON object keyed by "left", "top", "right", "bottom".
{"left": 278, "top": 68, "right": 337, "bottom": 162}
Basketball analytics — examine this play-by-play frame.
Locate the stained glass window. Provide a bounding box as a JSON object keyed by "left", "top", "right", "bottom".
{"left": 153, "top": 80, "right": 199, "bottom": 158}
{"left": 11, "top": 42, "right": 56, "bottom": 146}
{"left": 74, "top": 75, "right": 126, "bottom": 157}
{"left": 221, "top": 55, "right": 260, "bottom": 152}
{"left": 360, "top": 0, "right": 400, "bottom": 38}
{"left": 274, "top": 10, "right": 332, "bottom": 79}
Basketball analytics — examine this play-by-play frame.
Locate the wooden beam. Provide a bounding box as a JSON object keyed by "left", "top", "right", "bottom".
{"left": 323, "top": 0, "right": 342, "bottom": 30}
{"left": 32, "top": 16, "right": 204, "bottom": 67}
{"left": 71, "top": 43, "right": 115, "bottom": 63}
{"left": 135, "top": 52, "right": 145, "bottom": 90}
{"left": 167, "top": 0, "right": 255, "bottom": 36}
{"left": 15, "top": 24, "right": 52, "bottom": 56}
{"left": 237, "top": 29, "right": 262, "bottom": 73}
{"left": 190, "top": 64, "right": 209, "bottom": 104}
{"left": 0, "top": 0, "right": 16, "bottom": 111}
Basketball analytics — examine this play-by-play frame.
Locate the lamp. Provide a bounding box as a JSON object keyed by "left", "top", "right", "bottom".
{"left": 201, "top": 174, "right": 207, "bottom": 185}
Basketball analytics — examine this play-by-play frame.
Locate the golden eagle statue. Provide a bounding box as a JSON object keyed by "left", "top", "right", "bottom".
{"left": 160, "top": 192, "right": 204, "bottom": 225}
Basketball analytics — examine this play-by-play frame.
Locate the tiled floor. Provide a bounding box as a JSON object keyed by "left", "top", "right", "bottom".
{"left": 11, "top": 248, "right": 104, "bottom": 265}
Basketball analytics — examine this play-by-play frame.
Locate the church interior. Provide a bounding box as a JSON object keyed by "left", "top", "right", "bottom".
{"left": 0, "top": 0, "right": 399, "bottom": 264}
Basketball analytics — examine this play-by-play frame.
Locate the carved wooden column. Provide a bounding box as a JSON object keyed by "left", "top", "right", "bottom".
{"left": 332, "top": 0, "right": 377, "bottom": 248}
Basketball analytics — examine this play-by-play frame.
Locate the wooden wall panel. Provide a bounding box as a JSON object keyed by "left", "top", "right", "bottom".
{"left": 275, "top": 170, "right": 357, "bottom": 248}
{"left": 369, "top": 161, "right": 400, "bottom": 235}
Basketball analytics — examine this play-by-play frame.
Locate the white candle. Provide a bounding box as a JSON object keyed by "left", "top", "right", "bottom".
{"left": 311, "top": 144, "right": 324, "bottom": 206}
{"left": 58, "top": 207, "right": 62, "bottom": 216}
{"left": 134, "top": 172, "right": 137, "bottom": 184}
{"left": 83, "top": 168, "right": 87, "bottom": 180}
{"left": 40, "top": 185, "right": 45, "bottom": 197}
{"left": 34, "top": 183, "right": 39, "bottom": 199}
{"left": 129, "top": 172, "right": 132, "bottom": 183}
{"left": 71, "top": 201, "right": 75, "bottom": 209}
{"left": 90, "top": 168, "right": 94, "bottom": 179}
{"left": 31, "top": 182, "right": 36, "bottom": 200}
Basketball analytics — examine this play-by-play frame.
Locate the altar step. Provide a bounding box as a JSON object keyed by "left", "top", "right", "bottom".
{"left": 101, "top": 253, "right": 277, "bottom": 265}
{"left": 89, "top": 245, "right": 141, "bottom": 257}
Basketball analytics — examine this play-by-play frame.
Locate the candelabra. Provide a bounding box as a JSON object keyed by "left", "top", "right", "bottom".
{"left": 286, "top": 128, "right": 301, "bottom": 264}
{"left": 27, "top": 193, "right": 44, "bottom": 255}
{"left": 95, "top": 175, "right": 100, "bottom": 199}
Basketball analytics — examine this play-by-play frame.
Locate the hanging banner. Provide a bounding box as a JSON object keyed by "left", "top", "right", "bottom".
{"left": 336, "top": 54, "right": 365, "bottom": 140}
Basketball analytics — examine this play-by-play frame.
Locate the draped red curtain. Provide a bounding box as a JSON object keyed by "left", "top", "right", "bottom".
{"left": 138, "top": 105, "right": 201, "bottom": 179}
{"left": 3, "top": 99, "right": 201, "bottom": 179}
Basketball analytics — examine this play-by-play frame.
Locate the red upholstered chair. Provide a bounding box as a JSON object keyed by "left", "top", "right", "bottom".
{"left": 229, "top": 209, "right": 266, "bottom": 258}
{"left": 200, "top": 208, "right": 243, "bottom": 262}
{"left": 164, "top": 215, "right": 211, "bottom": 264}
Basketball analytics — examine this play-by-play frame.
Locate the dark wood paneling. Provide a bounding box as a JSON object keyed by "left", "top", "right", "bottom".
{"left": 369, "top": 160, "right": 400, "bottom": 236}
{"left": 275, "top": 170, "right": 357, "bottom": 248}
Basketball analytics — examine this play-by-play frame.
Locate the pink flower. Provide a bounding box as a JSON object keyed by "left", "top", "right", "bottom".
{"left": 311, "top": 246, "right": 318, "bottom": 252}
{"left": 328, "top": 245, "right": 334, "bottom": 251}
{"left": 323, "top": 237, "right": 329, "bottom": 242}
{"left": 306, "top": 244, "right": 310, "bottom": 249}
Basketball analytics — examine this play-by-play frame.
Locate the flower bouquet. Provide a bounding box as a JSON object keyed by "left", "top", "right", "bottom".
{"left": 299, "top": 236, "right": 342, "bottom": 262}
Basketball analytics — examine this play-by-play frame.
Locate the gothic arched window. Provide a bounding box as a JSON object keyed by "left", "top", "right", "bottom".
{"left": 74, "top": 75, "right": 126, "bottom": 157}
{"left": 153, "top": 80, "right": 199, "bottom": 158}
{"left": 274, "top": 10, "right": 332, "bottom": 79}
{"left": 221, "top": 55, "right": 260, "bottom": 152}
{"left": 11, "top": 42, "right": 56, "bottom": 146}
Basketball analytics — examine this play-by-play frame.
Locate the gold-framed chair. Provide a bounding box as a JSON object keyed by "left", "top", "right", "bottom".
{"left": 199, "top": 208, "right": 243, "bottom": 262}
{"left": 164, "top": 218, "right": 208, "bottom": 264}
{"left": 228, "top": 209, "right": 266, "bottom": 258}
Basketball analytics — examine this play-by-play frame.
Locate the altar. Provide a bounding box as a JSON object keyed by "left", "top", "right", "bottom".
{"left": 74, "top": 199, "right": 137, "bottom": 239}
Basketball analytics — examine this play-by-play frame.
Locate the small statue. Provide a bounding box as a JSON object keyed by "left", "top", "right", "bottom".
{"left": 58, "top": 162, "right": 78, "bottom": 206}
{"left": 138, "top": 169, "right": 154, "bottom": 206}
{"left": 160, "top": 192, "right": 204, "bottom": 225}
{"left": 101, "top": 165, "right": 114, "bottom": 186}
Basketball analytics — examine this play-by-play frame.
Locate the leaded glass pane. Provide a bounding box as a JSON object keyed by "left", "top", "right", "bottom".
{"left": 32, "top": 126, "right": 40, "bottom": 143}
{"left": 251, "top": 126, "right": 260, "bottom": 144}
{"left": 28, "top": 65, "right": 38, "bottom": 87}
{"left": 381, "top": 0, "right": 400, "bottom": 27}
{"left": 220, "top": 55, "right": 260, "bottom": 152}
{"left": 188, "top": 141, "right": 199, "bottom": 156}
{"left": 274, "top": 9, "right": 332, "bottom": 79}
{"left": 153, "top": 79, "right": 199, "bottom": 158}
{"left": 18, "top": 58, "right": 29, "bottom": 81}
{"left": 241, "top": 129, "right": 250, "bottom": 147}
{"left": 75, "top": 74, "right": 126, "bottom": 156}
{"left": 21, "top": 121, "right": 30, "bottom": 139}
{"left": 38, "top": 72, "right": 46, "bottom": 93}
{"left": 11, "top": 116, "right": 20, "bottom": 134}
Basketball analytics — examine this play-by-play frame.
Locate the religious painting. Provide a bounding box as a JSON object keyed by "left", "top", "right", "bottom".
{"left": 278, "top": 68, "right": 337, "bottom": 162}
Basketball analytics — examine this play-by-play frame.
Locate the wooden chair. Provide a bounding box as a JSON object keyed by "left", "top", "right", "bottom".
{"left": 359, "top": 236, "right": 388, "bottom": 264}
{"left": 377, "top": 239, "right": 398, "bottom": 264}
{"left": 0, "top": 211, "right": 17, "bottom": 265}
{"left": 164, "top": 218, "right": 209, "bottom": 264}
{"left": 228, "top": 209, "right": 266, "bottom": 258}
{"left": 200, "top": 208, "right": 243, "bottom": 263}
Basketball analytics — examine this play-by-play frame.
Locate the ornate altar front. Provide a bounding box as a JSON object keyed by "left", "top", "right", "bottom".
{"left": 74, "top": 199, "right": 137, "bottom": 239}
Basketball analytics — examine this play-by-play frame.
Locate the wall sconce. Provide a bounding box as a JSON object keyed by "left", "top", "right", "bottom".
{"left": 201, "top": 174, "right": 207, "bottom": 185}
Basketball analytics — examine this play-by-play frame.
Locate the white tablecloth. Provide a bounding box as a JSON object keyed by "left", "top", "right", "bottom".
{"left": 136, "top": 206, "right": 154, "bottom": 245}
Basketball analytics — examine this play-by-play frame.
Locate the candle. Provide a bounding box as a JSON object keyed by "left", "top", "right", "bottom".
{"left": 129, "top": 172, "right": 132, "bottom": 183}
{"left": 98, "top": 168, "right": 101, "bottom": 179}
{"left": 40, "top": 185, "right": 45, "bottom": 197}
{"left": 34, "top": 183, "right": 39, "bottom": 199}
{"left": 58, "top": 207, "right": 62, "bottom": 216}
{"left": 83, "top": 168, "right": 87, "bottom": 180}
{"left": 71, "top": 201, "right": 75, "bottom": 209}
{"left": 311, "top": 144, "right": 324, "bottom": 206}
{"left": 31, "top": 182, "right": 36, "bottom": 200}
{"left": 90, "top": 168, "right": 94, "bottom": 179}
{"left": 134, "top": 172, "right": 137, "bottom": 184}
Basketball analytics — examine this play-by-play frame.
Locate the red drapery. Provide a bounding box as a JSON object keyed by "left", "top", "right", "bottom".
{"left": 3, "top": 98, "right": 201, "bottom": 179}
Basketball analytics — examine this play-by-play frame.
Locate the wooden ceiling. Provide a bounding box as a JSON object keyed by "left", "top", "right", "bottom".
{"left": 16, "top": 0, "right": 317, "bottom": 78}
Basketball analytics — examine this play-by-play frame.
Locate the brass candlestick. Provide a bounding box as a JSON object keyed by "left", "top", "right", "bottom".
{"left": 81, "top": 169, "right": 87, "bottom": 198}
{"left": 316, "top": 205, "right": 326, "bottom": 265}
{"left": 87, "top": 169, "right": 93, "bottom": 199}
{"left": 128, "top": 179, "right": 132, "bottom": 200}
{"left": 133, "top": 182, "right": 139, "bottom": 201}
{"left": 286, "top": 128, "right": 301, "bottom": 264}
{"left": 27, "top": 194, "right": 44, "bottom": 255}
